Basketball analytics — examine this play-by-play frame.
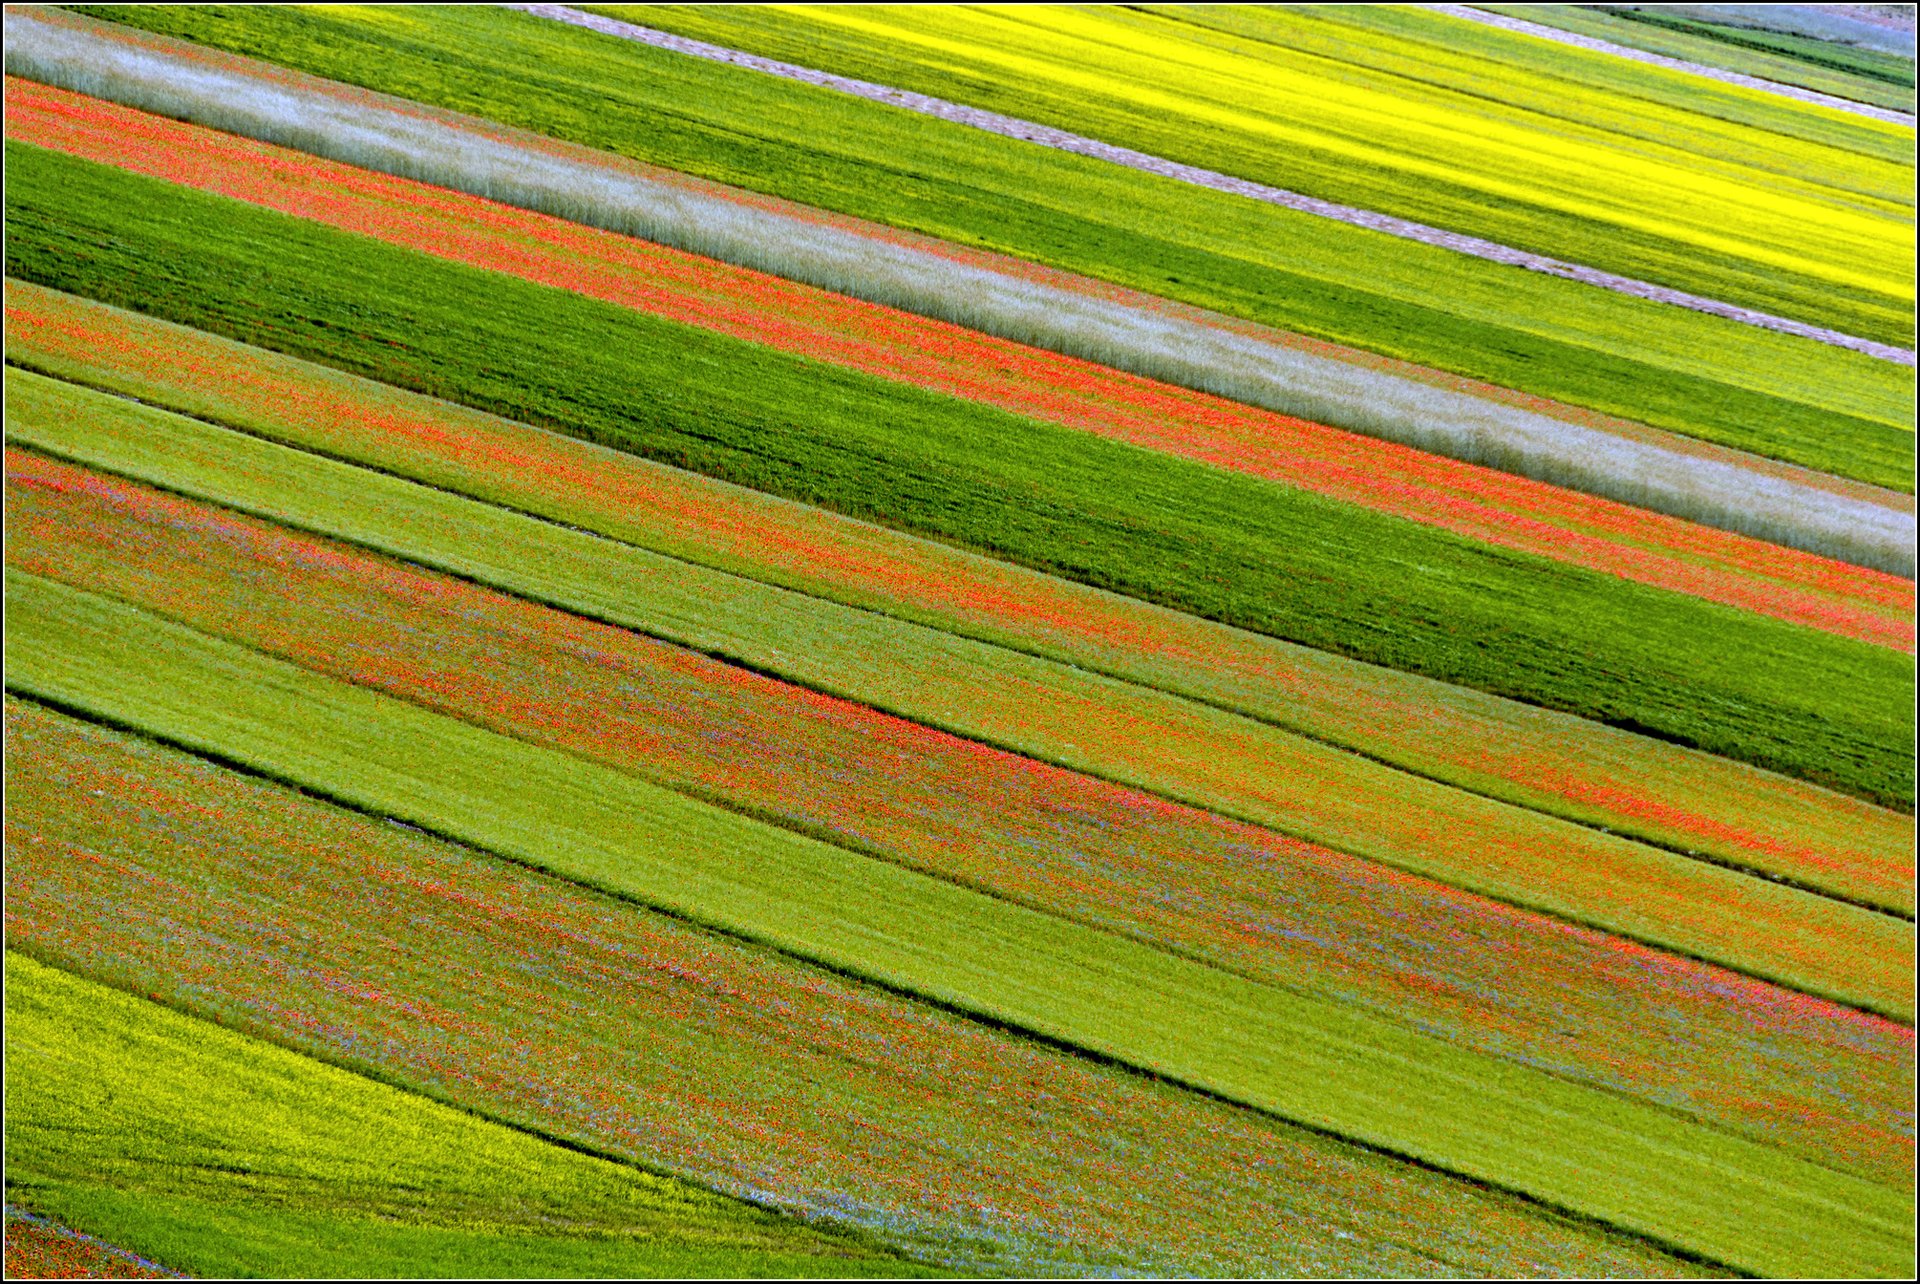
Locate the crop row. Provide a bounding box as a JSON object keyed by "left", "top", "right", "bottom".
{"left": 7, "top": 145, "right": 1913, "bottom": 809}
{"left": 8, "top": 79, "right": 1911, "bottom": 613}
{"left": 6, "top": 953, "right": 901, "bottom": 1279}
{"left": 599, "top": 3, "right": 1914, "bottom": 346}
{"left": 10, "top": 442, "right": 1909, "bottom": 1186}
{"left": 38, "top": 3, "right": 1914, "bottom": 489}
{"left": 10, "top": 282, "right": 1905, "bottom": 911}
{"left": 10, "top": 375, "right": 1911, "bottom": 1015}
{"left": 6, "top": 702, "right": 1731, "bottom": 1277}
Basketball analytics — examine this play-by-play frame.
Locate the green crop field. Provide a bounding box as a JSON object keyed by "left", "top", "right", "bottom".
{"left": 10, "top": 282, "right": 1905, "bottom": 914}
{"left": 56, "top": 3, "right": 1917, "bottom": 488}
{"left": 9, "top": 374, "right": 1913, "bottom": 1019}
{"left": 4, "top": 4, "right": 1912, "bottom": 1277}
{"left": 7, "top": 147, "right": 1912, "bottom": 810}
{"left": 7, "top": 701, "right": 1736, "bottom": 1277}
{"left": 6, "top": 573, "right": 1911, "bottom": 1278}
{"left": 11, "top": 442, "right": 1911, "bottom": 1189}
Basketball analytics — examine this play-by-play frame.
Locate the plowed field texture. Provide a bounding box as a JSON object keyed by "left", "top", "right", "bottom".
{"left": 3, "top": 3, "right": 1913, "bottom": 1280}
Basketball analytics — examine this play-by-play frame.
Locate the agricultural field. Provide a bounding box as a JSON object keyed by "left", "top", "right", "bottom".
{"left": 3, "top": 3, "right": 1913, "bottom": 1280}
{"left": 603, "top": 3, "right": 1916, "bottom": 343}
{"left": 28, "top": 5, "right": 1916, "bottom": 485}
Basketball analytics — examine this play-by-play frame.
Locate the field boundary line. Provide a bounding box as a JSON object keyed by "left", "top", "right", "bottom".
{"left": 1443, "top": 4, "right": 1916, "bottom": 124}
{"left": 10, "top": 429, "right": 1911, "bottom": 1019}
{"left": 519, "top": 3, "right": 1914, "bottom": 365}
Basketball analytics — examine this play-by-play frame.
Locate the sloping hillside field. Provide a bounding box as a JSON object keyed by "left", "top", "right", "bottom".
{"left": 3, "top": 3, "right": 1913, "bottom": 1279}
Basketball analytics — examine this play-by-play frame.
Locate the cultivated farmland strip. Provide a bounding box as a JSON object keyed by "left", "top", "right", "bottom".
{"left": 9, "top": 148, "right": 1913, "bottom": 810}
{"left": 10, "top": 446, "right": 1909, "bottom": 1188}
{"left": 9, "top": 82, "right": 1911, "bottom": 619}
{"left": 13, "top": 6, "right": 1913, "bottom": 506}
{"left": 5, "top": 954, "right": 905, "bottom": 1280}
{"left": 4, "top": 707, "right": 1718, "bottom": 1278}
{"left": 544, "top": 4, "right": 1913, "bottom": 356}
{"left": 9, "top": 282, "right": 1906, "bottom": 914}
{"left": 5, "top": 584, "right": 1911, "bottom": 1279}
{"left": 7, "top": 380, "right": 1911, "bottom": 1018}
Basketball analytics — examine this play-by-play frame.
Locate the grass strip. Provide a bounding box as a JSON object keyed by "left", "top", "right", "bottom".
{"left": 594, "top": 3, "right": 1914, "bottom": 347}
{"left": 8, "top": 80, "right": 1909, "bottom": 605}
{"left": 7, "top": 581, "right": 1913, "bottom": 1278}
{"left": 4, "top": 703, "right": 1722, "bottom": 1279}
{"left": 5, "top": 145, "right": 1911, "bottom": 809}
{"left": 42, "top": 2, "right": 1915, "bottom": 484}
{"left": 7, "top": 373, "right": 1911, "bottom": 1018}
{"left": 7, "top": 281, "right": 1911, "bottom": 913}
{"left": 12, "top": 444, "right": 1909, "bottom": 1188}
{"left": 5, "top": 954, "right": 913, "bottom": 1280}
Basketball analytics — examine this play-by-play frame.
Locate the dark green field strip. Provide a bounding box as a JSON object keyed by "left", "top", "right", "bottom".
{"left": 4, "top": 704, "right": 1725, "bottom": 1278}
{"left": 9, "top": 280, "right": 1907, "bottom": 916}
{"left": 7, "top": 145, "right": 1912, "bottom": 809}
{"left": 10, "top": 374, "right": 1912, "bottom": 1020}
{"left": 598, "top": 3, "right": 1912, "bottom": 346}
{"left": 6, "top": 955, "right": 915, "bottom": 1280}
{"left": 7, "top": 573, "right": 1913, "bottom": 1278}
{"left": 58, "top": 3, "right": 1917, "bottom": 487}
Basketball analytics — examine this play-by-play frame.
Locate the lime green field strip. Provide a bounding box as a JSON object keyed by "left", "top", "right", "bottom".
{"left": 8, "top": 372, "right": 1909, "bottom": 1020}
{"left": 604, "top": 3, "right": 1915, "bottom": 346}
{"left": 57, "top": 3, "right": 1915, "bottom": 482}
{"left": 6, "top": 571, "right": 1912, "bottom": 1278}
{"left": 5, "top": 955, "right": 916, "bottom": 1280}
{"left": 9, "top": 282, "right": 1904, "bottom": 917}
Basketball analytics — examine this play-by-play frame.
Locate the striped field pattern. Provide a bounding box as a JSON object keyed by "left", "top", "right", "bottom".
{"left": 3, "top": 3, "right": 1913, "bottom": 1279}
